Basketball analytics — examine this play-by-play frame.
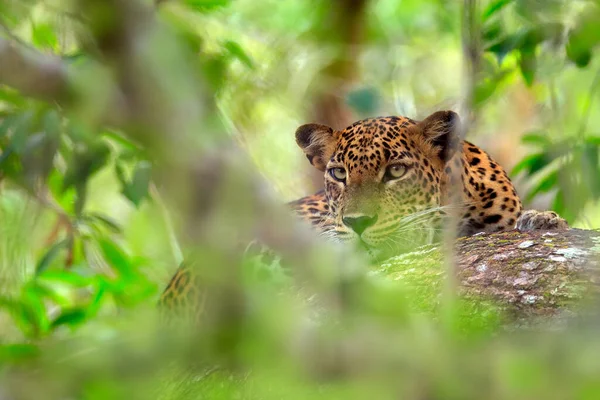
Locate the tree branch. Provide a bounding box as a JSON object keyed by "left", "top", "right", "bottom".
{"left": 0, "top": 37, "right": 70, "bottom": 103}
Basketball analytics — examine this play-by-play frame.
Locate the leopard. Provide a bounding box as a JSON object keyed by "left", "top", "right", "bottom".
{"left": 158, "top": 110, "right": 568, "bottom": 315}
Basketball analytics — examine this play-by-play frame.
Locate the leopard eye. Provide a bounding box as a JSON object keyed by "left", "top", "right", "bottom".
{"left": 383, "top": 164, "right": 408, "bottom": 182}
{"left": 329, "top": 167, "right": 347, "bottom": 182}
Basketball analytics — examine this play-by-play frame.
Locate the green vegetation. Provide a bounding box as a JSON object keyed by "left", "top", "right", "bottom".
{"left": 1, "top": 0, "right": 600, "bottom": 398}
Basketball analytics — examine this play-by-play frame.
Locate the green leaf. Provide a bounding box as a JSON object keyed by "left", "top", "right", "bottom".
{"left": 474, "top": 77, "right": 502, "bottom": 106}
{"left": 486, "top": 23, "right": 562, "bottom": 66}
{"left": 482, "top": 0, "right": 514, "bottom": 21}
{"left": 518, "top": 47, "right": 536, "bottom": 86}
{"left": 526, "top": 170, "right": 558, "bottom": 201}
{"left": 567, "top": 47, "right": 591, "bottom": 68}
{"left": 20, "top": 283, "right": 50, "bottom": 338}
{"left": 38, "top": 270, "right": 92, "bottom": 288}
{"left": 98, "top": 237, "right": 132, "bottom": 275}
{"left": 76, "top": 184, "right": 90, "bottom": 217}
{"left": 62, "top": 141, "right": 111, "bottom": 191}
{"left": 511, "top": 153, "right": 548, "bottom": 176}
{"left": 223, "top": 40, "right": 255, "bottom": 69}
{"left": 87, "top": 213, "right": 123, "bottom": 233}
{"left": 102, "top": 130, "right": 141, "bottom": 152}
{"left": 51, "top": 308, "right": 87, "bottom": 329}
{"left": 36, "top": 239, "right": 70, "bottom": 274}
{"left": 521, "top": 131, "right": 550, "bottom": 146}
{"left": 512, "top": 144, "right": 569, "bottom": 176}
{"left": 202, "top": 55, "right": 228, "bottom": 92}
{"left": 482, "top": 19, "right": 503, "bottom": 43}
{"left": 122, "top": 161, "right": 152, "bottom": 207}
{"left": 566, "top": 7, "right": 600, "bottom": 68}
{"left": 87, "top": 282, "right": 106, "bottom": 317}
{"left": 31, "top": 22, "right": 58, "bottom": 50}
{"left": 486, "top": 33, "right": 524, "bottom": 64}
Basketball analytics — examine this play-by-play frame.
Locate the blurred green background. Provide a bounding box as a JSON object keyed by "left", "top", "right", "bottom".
{"left": 1, "top": 0, "right": 600, "bottom": 398}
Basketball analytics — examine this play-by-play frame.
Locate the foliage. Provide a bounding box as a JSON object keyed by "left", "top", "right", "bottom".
{"left": 477, "top": 0, "right": 600, "bottom": 223}
{"left": 0, "top": 0, "right": 599, "bottom": 399}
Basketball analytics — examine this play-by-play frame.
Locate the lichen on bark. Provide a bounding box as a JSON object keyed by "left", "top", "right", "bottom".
{"left": 375, "top": 229, "right": 600, "bottom": 324}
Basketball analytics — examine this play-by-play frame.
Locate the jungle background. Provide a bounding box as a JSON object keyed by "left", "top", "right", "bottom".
{"left": 1, "top": 0, "right": 600, "bottom": 398}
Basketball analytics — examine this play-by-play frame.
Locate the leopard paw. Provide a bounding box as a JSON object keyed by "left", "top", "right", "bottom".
{"left": 515, "top": 210, "right": 569, "bottom": 231}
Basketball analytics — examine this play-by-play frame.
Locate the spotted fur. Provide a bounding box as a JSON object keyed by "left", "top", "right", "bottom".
{"left": 291, "top": 111, "right": 528, "bottom": 259}
{"left": 159, "top": 110, "right": 567, "bottom": 315}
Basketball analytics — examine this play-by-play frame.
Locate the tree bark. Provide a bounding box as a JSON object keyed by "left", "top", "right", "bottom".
{"left": 380, "top": 228, "right": 600, "bottom": 326}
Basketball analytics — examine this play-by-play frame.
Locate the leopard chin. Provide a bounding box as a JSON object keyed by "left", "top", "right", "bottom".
{"left": 347, "top": 230, "right": 435, "bottom": 262}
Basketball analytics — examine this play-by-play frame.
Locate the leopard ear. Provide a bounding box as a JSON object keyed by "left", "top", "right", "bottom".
{"left": 419, "top": 110, "right": 461, "bottom": 162}
{"left": 295, "top": 123, "right": 337, "bottom": 171}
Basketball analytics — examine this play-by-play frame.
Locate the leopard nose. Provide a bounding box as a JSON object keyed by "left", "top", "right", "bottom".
{"left": 342, "top": 214, "right": 378, "bottom": 235}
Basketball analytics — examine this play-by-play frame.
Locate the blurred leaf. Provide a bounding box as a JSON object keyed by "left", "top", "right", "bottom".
{"left": 87, "top": 281, "right": 106, "bottom": 317}
{"left": 526, "top": 170, "right": 558, "bottom": 201}
{"left": 482, "top": 16, "right": 505, "bottom": 45}
{"left": 486, "top": 23, "right": 562, "bottom": 66}
{"left": 98, "top": 237, "right": 132, "bottom": 275}
{"left": 566, "top": 6, "right": 600, "bottom": 68}
{"left": 38, "top": 270, "right": 92, "bottom": 287}
{"left": 521, "top": 131, "right": 551, "bottom": 146}
{"left": 47, "top": 169, "right": 77, "bottom": 215}
{"left": 223, "top": 40, "right": 254, "bottom": 69}
{"left": 102, "top": 130, "right": 141, "bottom": 152}
{"left": 202, "top": 55, "right": 229, "bottom": 92}
{"left": 512, "top": 144, "right": 569, "bottom": 176}
{"left": 31, "top": 22, "right": 58, "bottom": 50}
{"left": 516, "top": 24, "right": 562, "bottom": 86}
{"left": 74, "top": 182, "right": 87, "bottom": 217}
{"left": 122, "top": 161, "right": 152, "bottom": 207}
{"left": 87, "top": 213, "right": 123, "bottom": 233}
{"left": 486, "top": 33, "right": 524, "bottom": 64}
{"left": 512, "top": 153, "right": 549, "bottom": 176}
{"left": 474, "top": 70, "right": 511, "bottom": 106}
{"left": 36, "top": 239, "right": 70, "bottom": 275}
{"left": 518, "top": 47, "right": 536, "bottom": 86}
{"left": 11, "top": 283, "right": 51, "bottom": 338}
{"left": 63, "top": 141, "right": 111, "bottom": 192}
{"left": 51, "top": 308, "right": 87, "bottom": 329}
{"left": 482, "top": 0, "right": 514, "bottom": 21}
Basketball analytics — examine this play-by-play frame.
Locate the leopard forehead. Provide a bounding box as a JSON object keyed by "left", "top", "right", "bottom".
{"left": 329, "top": 116, "right": 421, "bottom": 173}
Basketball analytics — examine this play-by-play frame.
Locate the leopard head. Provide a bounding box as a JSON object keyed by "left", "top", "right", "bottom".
{"left": 295, "top": 110, "right": 460, "bottom": 258}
